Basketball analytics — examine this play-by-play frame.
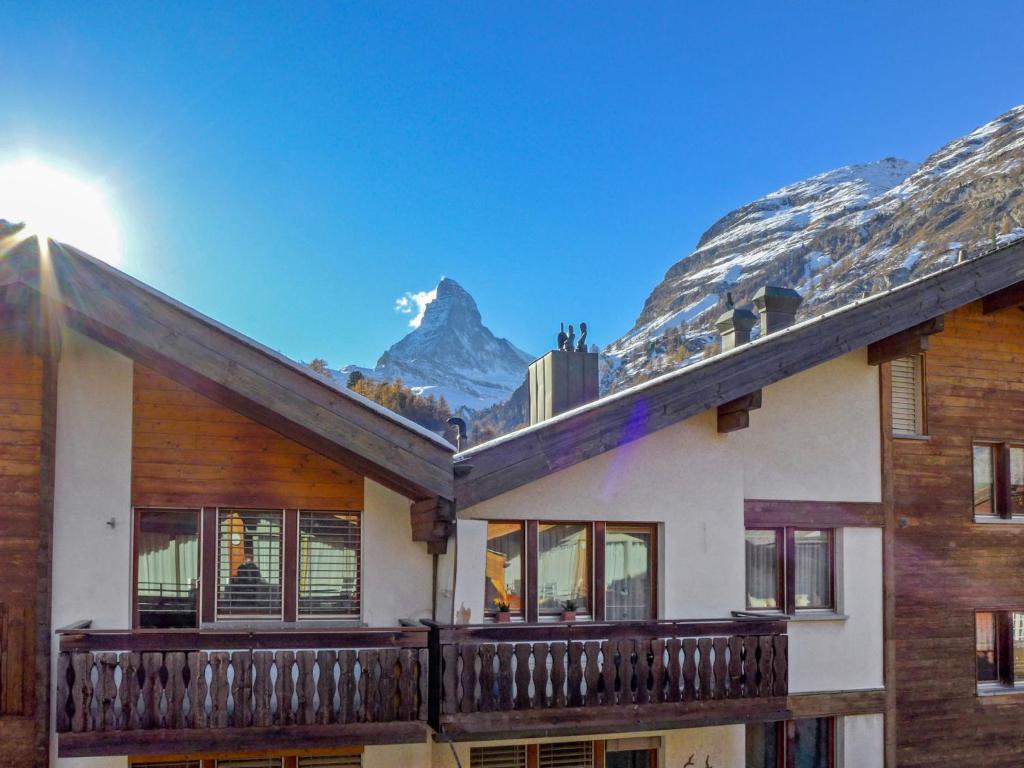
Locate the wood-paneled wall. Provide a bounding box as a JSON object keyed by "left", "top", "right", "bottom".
{"left": 0, "top": 345, "right": 43, "bottom": 766}
{"left": 891, "top": 301, "right": 1024, "bottom": 766}
{"left": 132, "top": 364, "right": 364, "bottom": 510}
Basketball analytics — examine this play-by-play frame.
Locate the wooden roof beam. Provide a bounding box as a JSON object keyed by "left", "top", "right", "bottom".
{"left": 867, "top": 316, "right": 944, "bottom": 365}
{"left": 717, "top": 390, "right": 762, "bottom": 433}
{"left": 982, "top": 280, "right": 1024, "bottom": 314}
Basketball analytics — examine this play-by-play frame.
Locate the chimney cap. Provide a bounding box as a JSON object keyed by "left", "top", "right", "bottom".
{"left": 752, "top": 285, "right": 803, "bottom": 313}
{"left": 714, "top": 307, "right": 757, "bottom": 333}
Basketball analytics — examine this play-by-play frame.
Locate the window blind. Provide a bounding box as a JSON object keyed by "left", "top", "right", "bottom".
{"left": 891, "top": 355, "right": 923, "bottom": 435}
{"left": 298, "top": 755, "right": 362, "bottom": 767}
{"left": 470, "top": 745, "right": 528, "bottom": 768}
{"left": 217, "top": 509, "right": 284, "bottom": 619}
{"left": 215, "top": 760, "right": 284, "bottom": 768}
{"left": 132, "top": 763, "right": 201, "bottom": 768}
{"left": 298, "top": 511, "right": 361, "bottom": 619}
{"left": 539, "top": 741, "right": 595, "bottom": 768}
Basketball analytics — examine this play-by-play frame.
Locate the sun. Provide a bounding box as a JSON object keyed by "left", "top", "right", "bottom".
{"left": 0, "top": 157, "right": 122, "bottom": 266}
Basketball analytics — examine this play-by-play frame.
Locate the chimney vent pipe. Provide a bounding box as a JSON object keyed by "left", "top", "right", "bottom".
{"left": 715, "top": 305, "right": 757, "bottom": 351}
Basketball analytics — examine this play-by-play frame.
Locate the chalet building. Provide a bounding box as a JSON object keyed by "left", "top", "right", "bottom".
{"left": 0, "top": 221, "right": 1022, "bottom": 768}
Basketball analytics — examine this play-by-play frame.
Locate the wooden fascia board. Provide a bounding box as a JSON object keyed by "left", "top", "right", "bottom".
{"left": 457, "top": 241, "right": 1024, "bottom": 507}
{"left": 7, "top": 240, "right": 454, "bottom": 501}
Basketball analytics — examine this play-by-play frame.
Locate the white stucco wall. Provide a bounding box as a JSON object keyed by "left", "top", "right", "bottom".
{"left": 461, "top": 409, "right": 744, "bottom": 623}
{"left": 842, "top": 714, "right": 884, "bottom": 768}
{"left": 50, "top": 330, "right": 134, "bottom": 768}
{"left": 788, "top": 528, "right": 884, "bottom": 693}
{"left": 363, "top": 478, "right": 436, "bottom": 625}
{"left": 737, "top": 351, "right": 881, "bottom": 502}
{"left": 364, "top": 742, "right": 433, "bottom": 768}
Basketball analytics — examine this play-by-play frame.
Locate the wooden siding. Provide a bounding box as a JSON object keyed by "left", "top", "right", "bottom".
{"left": 891, "top": 301, "right": 1024, "bottom": 766}
{"left": 132, "top": 364, "right": 364, "bottom": 510}
{"left": 0, "top": 345, "right": 42, "bottom": 766}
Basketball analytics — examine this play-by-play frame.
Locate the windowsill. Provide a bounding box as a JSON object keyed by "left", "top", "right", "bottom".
{"left": 893, "top": 433, "right": 930, "bottom": 441}
{"left": 788, "top": 611, "right": 849, "bottom": 623}
{"left": 974, "top": 515, "right": 1024, "bottom": 525}
{"left": 977, "top": 683, "right": 1024, "bottom": 701}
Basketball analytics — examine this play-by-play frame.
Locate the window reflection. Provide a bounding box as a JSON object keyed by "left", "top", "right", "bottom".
{"left": 606, "top": 525, "right": 654, "bottom": 620}
{"left": 538, "top": 523, "right": 589, "bottom": 614}
{"left": 745, "top": 529, "right": 779, "bottom": 610}
{"left": 485, "top": 522, "right": 524, "bottom": 615}
{"left": 136, "top": 509, "right": 199, "bottom": 629}
{"left": 794, "top": 530, "right": 832, "bottom": 609}
{"left": 974, "top": 444, "right": 996, "bottom": 516}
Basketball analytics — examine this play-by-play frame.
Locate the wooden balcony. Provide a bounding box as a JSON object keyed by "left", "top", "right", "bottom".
{"left": 425, "top": 618, "right": 789, "bottom": 740}
{"left": 54, "top": 626, "right": 429, "bottom": 757}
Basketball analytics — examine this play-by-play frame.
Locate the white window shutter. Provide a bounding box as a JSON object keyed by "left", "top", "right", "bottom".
{"left": 891, "top": 355, "right": 923, "bottom": 435}
{"left": 470, "top": 745, "right": 528, "bottom": 768}
{"left": 539, "top": 741, "right": 595, "bottom": 768}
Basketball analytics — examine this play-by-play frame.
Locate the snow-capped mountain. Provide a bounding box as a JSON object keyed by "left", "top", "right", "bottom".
{"left": 606, "top": 104, "right": 1024, "bottom": 389}
{"left": 338, "top": 278, "right": 534, "bottom": 414}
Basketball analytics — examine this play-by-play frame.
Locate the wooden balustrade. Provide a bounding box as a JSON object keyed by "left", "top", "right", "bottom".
{"left": 425, "top": 618, "right": 789, "bottom": 739}
{"left": 54, "top": 627, "right": 429, "bottom": 757}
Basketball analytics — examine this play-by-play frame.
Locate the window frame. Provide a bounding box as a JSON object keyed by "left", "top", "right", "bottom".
{"left": 745, "top": 526, "right": 837, "bottom": 615}
{"left": 132, "top": 507, "right": 202, "bottom": 630}
{"left": 973, "top": 441, "right": 1024, "bottom": 522}
{"left": 484, "top": 520, "right": 527, "bottom": 620}
{"left": 484, "top": 520, "right": 659, "bottom": 623}
{"left": 746, "top": 718, "right": 837, "bottom": 768}
{"left": 135, "top": 506, "right": 366, "bottom": 627}
{"left": 975, "top": 609, "right": 1024, "bottom": 693}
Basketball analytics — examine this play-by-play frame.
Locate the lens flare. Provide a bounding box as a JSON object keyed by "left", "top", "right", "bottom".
{"left": 0, "top": 158, "right": 122, "bottom": 265}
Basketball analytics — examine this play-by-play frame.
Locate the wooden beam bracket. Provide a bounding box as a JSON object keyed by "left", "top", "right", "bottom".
{"left": 867, "top": 316, "right": 944, "bottom": 365}
{"left": 717, "top": 389, "right": 762, "bottom": 433}
{"left": 410, "top": 497, "right": 455, "bottom": 554}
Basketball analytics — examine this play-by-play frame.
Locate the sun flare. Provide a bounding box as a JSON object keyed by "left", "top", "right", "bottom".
{"left": 0, "top": 158, "right": 122, "bottom": 266}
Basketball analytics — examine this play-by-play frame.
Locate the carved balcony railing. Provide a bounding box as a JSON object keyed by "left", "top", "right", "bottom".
{"left": 54, "top": 626, "right": 429, "bottom": 757}
{"left": 424, "top": 618, "right": 789, "bottom": 740}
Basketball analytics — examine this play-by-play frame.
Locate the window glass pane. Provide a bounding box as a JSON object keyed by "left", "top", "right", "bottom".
{"left": 605, "top": 751, "right": 654, "bottom": 768}
{"left": 136, "top": 509, "right": 199, "bottom": 629}
{"left": 974, "top": 444, "right": 996, "bottom": 516}
{"left": 794, "top": 530, "right": 832, "bottom": 609}
{"left": 606, "top": 525, "right": 654, "bottom": 620}
{"left": 538, "top": 741, "right": 593, "bottom": 768}
{"left": 217, "top": 509, "right": 283, "bottom": 618}
{"left": 745, "top": 722, "right": 779, "bottom": 768}
{"left": 1011, "top": 447, "right": 1024, "bottom": 517}
{"left": 485, "top": 522, "right": 524, "bottom": 615}
{"left": 976, "top": 611, "right": 998, "bottom": 682}
{"left": 538, "top": 523, "right": 590, "bottom": 614}
{"left": 792, "top": 718, "right": 831, "bottom": 768}
{"left": 745, "top": 530, "right": 779, "bottom": 610}
{"left": 299, "top": 511, "right": 360, "bottom": 618}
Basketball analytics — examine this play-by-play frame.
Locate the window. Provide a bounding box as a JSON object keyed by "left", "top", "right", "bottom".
{"left": 486, "top": 522, "right": 525, "bottom": 617}
{"left": 131, "top": 763, "right": 201, "bottom": 768}
{"left": 134, "top": 508, "right": 200, "bottom": 628}
{"left": 745, "top": 528, "right": 835, "bottom": 614}
{"left": 605, "top": 525, "right": 655, "bottom": 621}
{"left": 217, "top": 509, "right": 284, "bottom": 619}
{"left": 538, "top": 523, "right": 590, "bottom": 615}
{"left": 605, "top": 737, "right": 659, "bottom": 768}
{"left": 974, "top": 443, "right": 1024, "bottom": 520}
{"left": 297, "top": 757, "right": 362, "bottom": 767}
{"left": 976, "top": 610, "right": 1024, "bottom": 690}
{"left": 133, "top": 755, "right": 359, "bottom": 768}
{"left": 482, "top": 521, "right": 657, "bottom": 621}
{"left": 538, "top": 741, "right": 594, "bottom": 767}
{"left": 216, "top": 760, "right": 283, "bottom": 768}
{"left": 746, "top": 718, "right": 835, "bottom": 767}
{"left": 891, "top": 354, "right": 925, "bottom": 436}
{"left": 298, "top": 511, "right": 361, "bottom": 619}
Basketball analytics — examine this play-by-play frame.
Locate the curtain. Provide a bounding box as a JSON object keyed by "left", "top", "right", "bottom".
{"left": 538, "top": 524, "right": 589, "bottom": 613}
{"left": 605, "top": 529, "right": 652, "bottom": 620}
{"left": 745, "top": 531, "right": 778, "bottom": 609}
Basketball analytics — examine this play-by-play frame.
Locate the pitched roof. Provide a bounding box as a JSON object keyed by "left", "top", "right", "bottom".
{"left": 0, "top": 232, "right": 454, "bottom": 501}
{"left": 454, "top": 240, "right": 1024, "bottom": 507}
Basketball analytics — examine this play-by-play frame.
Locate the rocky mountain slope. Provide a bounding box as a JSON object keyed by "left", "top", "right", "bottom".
{"left": 606, "top": 104, "right": 1024, "bottom": 389}
{"left": 337, "top": 278, "right": 534, "bottom": 414}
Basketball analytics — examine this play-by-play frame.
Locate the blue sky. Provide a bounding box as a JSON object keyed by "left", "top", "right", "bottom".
{"left": 2, "top": 2, "right": 1023, "bottom": 367}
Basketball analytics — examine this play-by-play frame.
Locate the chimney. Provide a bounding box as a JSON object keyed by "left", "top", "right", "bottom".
{"left": 528, "top": 323, "right": 599, "bottom": 425}
{"left": 715, "top": 298, "right": 757, "bottom": 351}
{"left": 752, "top": 286, "right": 803, "bottom": 334}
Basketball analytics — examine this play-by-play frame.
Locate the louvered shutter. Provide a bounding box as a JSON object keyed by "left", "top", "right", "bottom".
{"left": 891, "top": 355, "right": 923, "bottom": 435}
{"left": 216, "top": 760, "right": 284, "bottom": 768}
{"left": 470, "top": 745, "right": 528, "bottom": 768}
{"left": 132, "top": 763, "right": 201, "bottom": 768}
{"left": 538, "top": 741, "right": 595, "bottom": 768}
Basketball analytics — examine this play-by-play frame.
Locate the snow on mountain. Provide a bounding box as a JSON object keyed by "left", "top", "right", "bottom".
{"left": 606, "top": 105, "right": 1024, "bottom": 389}
{"left": 337, "top": 278, "right": 534, "bottom": 414}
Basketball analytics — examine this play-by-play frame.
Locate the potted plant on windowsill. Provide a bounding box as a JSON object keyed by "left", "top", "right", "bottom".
{"left": 494, "top": 599, "right": 512, "bottom": 622}
{"left": 561, "top": 599, "right": 577, "bottom": 622}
